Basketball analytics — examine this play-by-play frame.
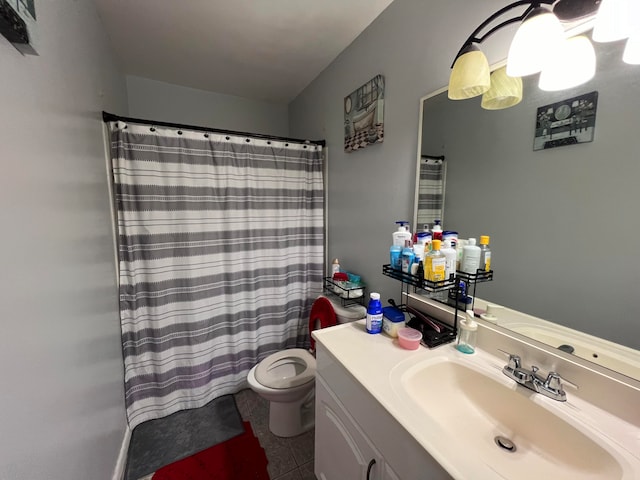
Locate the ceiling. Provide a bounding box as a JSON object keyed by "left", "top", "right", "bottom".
{"left": 95, "top": 0, "right": 395, "bottom": 104}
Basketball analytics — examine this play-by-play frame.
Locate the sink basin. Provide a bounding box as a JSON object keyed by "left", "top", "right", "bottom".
{"left": 392, "top": 357, "right": 625, "bottom": 480}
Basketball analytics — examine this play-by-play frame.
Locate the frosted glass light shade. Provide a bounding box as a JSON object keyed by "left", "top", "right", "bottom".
{"left": 506, "top": 7, "right": 565, "bottom": 77}
{"left": 448, "top": 45, "right": 490, "bottom": 100}
{"left": 623, "top": 35, "right": 640, "bottom": 64}
{"left": 539, "top": 36, "right": 596, "bottom": 91}
{"left": 592, "top": 0, "right": 631, "bottom": 43}
{"left": 481, "top": 67, "right": 523, "bottom": 110}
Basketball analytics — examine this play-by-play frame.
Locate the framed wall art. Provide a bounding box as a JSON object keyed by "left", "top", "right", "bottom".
{"left": 533, "top": 91, "right": 598, "bottom": 151}
{"left": 344, "top": 74, "right": 385, "bottom": 152}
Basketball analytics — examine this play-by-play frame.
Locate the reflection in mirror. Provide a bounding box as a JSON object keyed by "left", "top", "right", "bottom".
{"left": 414, "top": 154, "right": 446, "bottom": 229}
{"left": 415, "top": 39, "right": 640, "bottom": 381}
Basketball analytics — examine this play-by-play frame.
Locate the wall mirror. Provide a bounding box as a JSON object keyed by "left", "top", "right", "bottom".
{"left": 414, "top": 38, "right": 640, "bottom": 381}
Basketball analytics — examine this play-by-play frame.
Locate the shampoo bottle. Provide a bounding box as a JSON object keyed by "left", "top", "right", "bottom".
{"left": 401, "top": 240, "right": 415, "bottom": 273}
{"left": 456, "top": 310, "right": 477, "bottom": 354}
{"left": 431, "top": 219, "right": 443, "bottom": 241}
{"left": 460, "top": 238, "right": 481, "bottom": 274}
{"left": 441, "top": 239, "right": 457, "bottom": 280}
{"left": 390, "top": 245, "right": 402, "bottom": 270}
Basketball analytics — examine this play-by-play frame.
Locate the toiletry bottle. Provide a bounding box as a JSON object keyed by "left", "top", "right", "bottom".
{"left": 366, "top": 292, "right": 383, "bottom": 334}
{"left": 401, "top": 240, "right": 415, "bottom": 273}
{"left": 424, "top": 239, "right": 446, "bottom": 282}
{"left": 331, "top": 258, "right": 340, "bottom": 276}
{"left": 389, "top": 244, "right": 402, "bottom": 270}
{"left": 479, "top": 235, "right": 491, "bottom": 272}
{"left": 442, "top": 230, "right": 459, "bottom": 250}
{"left": 460, "top": 237, "right": 481, "bottom": 274}
{"left": 392, "top": 221, "right": 412, "bottom": 247}
{"left": 456, "top": 310, "right": 477, "bottom": 354}
{"left": 431, "top": 219, "right": 443, "bottom": 241}
{"left": 412, "top": 242, "right": 425, "bottom": 263}
{"left": 441, "top": 239, "right": 457, "bottom": 280}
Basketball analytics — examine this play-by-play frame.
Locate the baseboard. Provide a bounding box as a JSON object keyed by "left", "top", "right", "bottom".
{"left": 112, "top": 424, "right": 132, "bottom": 480}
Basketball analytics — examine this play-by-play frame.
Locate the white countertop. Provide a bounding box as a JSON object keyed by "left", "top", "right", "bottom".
{"left": 312, "top": 320, "right": 640, "bottom": 480}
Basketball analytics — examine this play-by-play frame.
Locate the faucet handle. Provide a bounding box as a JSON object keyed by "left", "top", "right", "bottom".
{"left": 545, "top": 372, "right": 579, "bottom": 392}
{"left": 497, "top": 349, "right": 521, "bottom": 369}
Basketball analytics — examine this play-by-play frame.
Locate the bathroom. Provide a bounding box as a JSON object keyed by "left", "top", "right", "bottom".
{"left": 1, "top": 0, "right": 639, "bottom": 479}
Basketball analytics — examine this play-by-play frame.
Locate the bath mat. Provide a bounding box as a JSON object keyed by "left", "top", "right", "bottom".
{"left": 125, "top": 395, "right": 244, "bottom": 480}
{"left": 151, "top": 421, "right": 269, "bottom": 480}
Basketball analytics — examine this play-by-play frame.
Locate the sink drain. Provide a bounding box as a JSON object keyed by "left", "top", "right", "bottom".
{"left": 494, "top": 435, "right": 517, "bottom": 452}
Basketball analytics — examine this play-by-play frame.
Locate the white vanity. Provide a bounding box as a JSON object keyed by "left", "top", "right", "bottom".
{"left": 312, "top": 309, "right": 640, "bottom": 480}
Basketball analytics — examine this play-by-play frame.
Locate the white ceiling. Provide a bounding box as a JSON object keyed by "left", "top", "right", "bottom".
{"left": 95, "top": 0, "right": 395, "bottom": 104}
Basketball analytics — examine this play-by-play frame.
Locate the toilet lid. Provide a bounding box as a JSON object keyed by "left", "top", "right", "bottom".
{"left": 255, "top": 348, "right": 316, "bottom": 389}
{"left": 308, "top": 296, "right": 337, "bottom": 351}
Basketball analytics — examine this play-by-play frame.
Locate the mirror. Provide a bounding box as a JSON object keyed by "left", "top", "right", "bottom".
{"left": 415, "top": 38, "right": 640, "bottom": 381}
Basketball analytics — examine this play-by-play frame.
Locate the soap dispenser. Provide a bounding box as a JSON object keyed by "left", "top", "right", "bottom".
{"left": 456, "top": 310, "right": 477, "bottom": 354}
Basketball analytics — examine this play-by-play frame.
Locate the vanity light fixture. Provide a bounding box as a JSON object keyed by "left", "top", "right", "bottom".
{"left": 539, "top": 34, "right": 596, "bottom": 90}
{"left": 448, "top": 0, "right": 603, "bottom": 108}
{"left": 448, "top": 43, "right": 491, "bottom": 99}
{"left": 506, "top": 5, "right": 565, "bottom": 77}
{"left": 481, "top": 66, "right": 523, "bottom": 109}
{"left": 592, "top": 0, "right": 640, "bottom": 65}
{"left": 592, "top": 0, "right": 630, "bottom": 42}
{"left": 623, "top": 33, "right": 640, "bottom": 64}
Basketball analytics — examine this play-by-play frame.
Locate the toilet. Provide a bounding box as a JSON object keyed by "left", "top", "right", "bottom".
{"left": 247, "top": 295, "right": 366, "bottom": 437}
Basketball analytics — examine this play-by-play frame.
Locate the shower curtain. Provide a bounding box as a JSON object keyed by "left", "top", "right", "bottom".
{"left": 107, "top": 120, "right": 324, "bottom": 428}
{"left": 416, "top": 156, "right": 446, "bottom": 228}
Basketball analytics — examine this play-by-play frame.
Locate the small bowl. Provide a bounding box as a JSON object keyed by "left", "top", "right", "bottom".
{"left": 397, "top": 327, "right": 422, "bottom": 350}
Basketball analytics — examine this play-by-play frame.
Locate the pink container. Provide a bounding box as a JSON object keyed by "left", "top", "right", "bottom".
{"left": 398, "top": 327, "right": 422, "bottom": 350}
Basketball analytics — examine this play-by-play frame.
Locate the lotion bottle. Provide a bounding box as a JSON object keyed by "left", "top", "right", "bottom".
{"left": 392, "top": 221, "right": 412, "bottom": 247}
{"left": 456, "top": 310, "right": 477, "bottom": 354}
{"left": 460, "top": 237, "right": 481, "bottom": 274}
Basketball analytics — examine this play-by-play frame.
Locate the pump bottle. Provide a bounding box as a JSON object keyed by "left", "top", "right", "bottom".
{"left": 431, "top": 219, "right": 443, "bottom": 241}
{"left": 392, "top": 221, "right": 412, "bottom": 247}
{"left": 456, "top": 310, "right": 477, "bottom": 354}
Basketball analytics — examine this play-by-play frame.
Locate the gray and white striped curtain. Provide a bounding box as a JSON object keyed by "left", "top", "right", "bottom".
{"left": 416, "top": 156, "right": 446, "bottom": 229}
{"left": 107, "top": 121, "right": 324, "bottom": 428}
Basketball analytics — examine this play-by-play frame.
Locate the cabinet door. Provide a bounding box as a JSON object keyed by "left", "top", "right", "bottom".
{"left": 315, "top": 376, "right": 382, "bottom": 480}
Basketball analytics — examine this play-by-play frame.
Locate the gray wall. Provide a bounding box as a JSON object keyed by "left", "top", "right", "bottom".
{"left": 0, "top": 1, "right": 128, "bottom": 479}
{"left": 289, "top": 0, "right": 512, "bottom": 304}
{"left": 127, "top": 75, "right": 290, "bottom": 137}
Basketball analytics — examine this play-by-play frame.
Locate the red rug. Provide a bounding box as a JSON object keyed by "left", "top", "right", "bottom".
{"left": 152, "top": 422, "right": 269, "bottom": 480}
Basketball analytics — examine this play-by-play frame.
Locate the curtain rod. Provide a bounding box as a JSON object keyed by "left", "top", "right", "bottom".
{"left": 422, "top": 154, "right": 445, "bottom": 161}
{"left": 102, "top": 111, "right": 326, "bottom": 147}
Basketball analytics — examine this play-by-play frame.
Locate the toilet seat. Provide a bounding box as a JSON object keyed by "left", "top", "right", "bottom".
{"left": 255, "top": 348, "right": 316, "bottom": 390}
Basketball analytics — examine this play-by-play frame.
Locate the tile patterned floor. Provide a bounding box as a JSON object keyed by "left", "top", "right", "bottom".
{"left": 135, "top": 388, "right": 316, "bottom": 480}
{"left": 233, "top": 388, "right": 317, "bottom": 480}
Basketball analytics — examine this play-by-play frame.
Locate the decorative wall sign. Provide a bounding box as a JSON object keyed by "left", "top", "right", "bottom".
{"left": 344, "top": 75, "right": 385, "bottom": 152}
{"left": 533, "top": 91, "right": 598, "bottom": 151}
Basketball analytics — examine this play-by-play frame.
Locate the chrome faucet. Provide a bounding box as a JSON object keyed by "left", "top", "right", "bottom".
{"left": 499, "top": 350, "right": 578, "bottom": 402}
